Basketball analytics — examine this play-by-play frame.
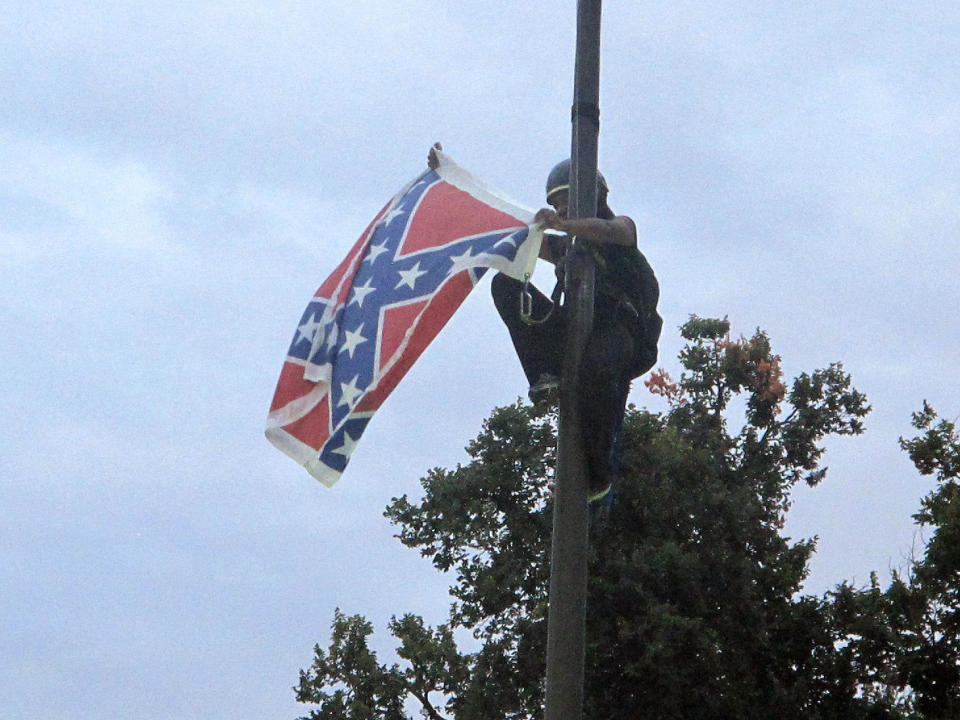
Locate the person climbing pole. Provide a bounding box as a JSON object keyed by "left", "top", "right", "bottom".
{"left": 488, "top": 155, "right": 662, "bottom": 515}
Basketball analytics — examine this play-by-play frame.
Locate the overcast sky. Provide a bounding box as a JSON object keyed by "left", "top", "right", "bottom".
{"left": 3, "top": 2, "right": 959, "bottom": 718}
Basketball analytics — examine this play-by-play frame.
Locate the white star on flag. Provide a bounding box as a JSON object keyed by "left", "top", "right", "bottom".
{"left": 396, "top": 261, "right": 427, "bottom": 290}
{"left": 296, "top": 313, "right": 323, "bottom": 345}
{"left": 339, "top": 324, "right": 367, "bottom": 358}
{"left": 381, "top": 205, "right": 406, "bottom": 227}
{"left": 494, "top": 231, "right": 522, "bottom": 248}
{"left": 337, "top": 375, "right": 363, "bottom": 409}
{"left": 330, "top": 431, "right": 360, "bottom": 458}
{"left": 448, "top": 247, "right": 479, "bottom": 274}
{"left": 364, "top": 241, "right": 390, "bottom": 264}
{"left": 349, "top": 278, "right": 376, "bottom": 308}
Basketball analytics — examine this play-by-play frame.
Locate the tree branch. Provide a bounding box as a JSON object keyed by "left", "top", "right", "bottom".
{"left": 409, "top": 686, "right": 446, "bottom": 720}
{"left": 758, "top": 407, "right": 797, "bottom": 449}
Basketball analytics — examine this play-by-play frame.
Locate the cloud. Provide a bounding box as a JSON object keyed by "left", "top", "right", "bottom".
{"left": 0, "top": 132, "right": 175, "bottom": 254}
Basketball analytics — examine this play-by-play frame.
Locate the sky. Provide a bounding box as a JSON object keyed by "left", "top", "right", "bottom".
{"left": 3, "top": 2, "right": 959, "bottom": 718}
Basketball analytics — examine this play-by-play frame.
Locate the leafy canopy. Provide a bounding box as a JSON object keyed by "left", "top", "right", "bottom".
{"left": 293, "top": 317, "right": 957, "bottom": 719}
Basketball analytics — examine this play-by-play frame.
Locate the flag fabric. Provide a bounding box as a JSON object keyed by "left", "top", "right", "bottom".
{"left": 265, "top": 151, "right": 543, "bottom": 486}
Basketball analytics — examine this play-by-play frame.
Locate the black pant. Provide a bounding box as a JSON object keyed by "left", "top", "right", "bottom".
{"left": 491, "top": 272, "right": 634, "bottom": 493}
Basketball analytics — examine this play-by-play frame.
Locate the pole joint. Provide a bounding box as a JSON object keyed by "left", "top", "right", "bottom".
{"left": 570, "top": 101, "right": 600, "bottom": 126}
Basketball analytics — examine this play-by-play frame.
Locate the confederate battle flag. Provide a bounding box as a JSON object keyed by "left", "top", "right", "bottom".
{"left": 265, "top": 151, "right": 543, "bottom": 485}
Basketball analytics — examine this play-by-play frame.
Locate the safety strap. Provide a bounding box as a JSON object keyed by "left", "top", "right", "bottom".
{"left": 518, "top": 240, "right": 609, "bottom": 325}
{"left": 519, "top": 273, "right": 557, "bottom": 325}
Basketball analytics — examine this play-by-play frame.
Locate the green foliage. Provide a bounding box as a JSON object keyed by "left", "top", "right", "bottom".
{"left": 293, "top": 317, "right": 957, "bottom": 718}
{"left": 295, "top": 610, "right": 407, "bottom": 719}
{"left": 295, "top": 610, "right": 466, "bottom": 720}
{"left": 815, "top": 404, "right": 960, "bottom": 719}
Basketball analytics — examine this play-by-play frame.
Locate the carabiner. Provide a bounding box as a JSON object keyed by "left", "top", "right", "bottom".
{"left": 520, "top": 273, "right": 534, "bottom": 324}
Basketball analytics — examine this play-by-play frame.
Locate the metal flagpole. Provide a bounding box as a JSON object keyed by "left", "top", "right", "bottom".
{"left": 544, "top": 2, "right": 602, "bottom": 720}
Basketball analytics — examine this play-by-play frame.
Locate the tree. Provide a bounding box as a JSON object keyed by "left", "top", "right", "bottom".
{"left": 898, "top": 403, "right": 960, "bottom": 716}
{"left": 296, "top": 316, "right": 885, "bottom": 719}
{"left": 823, "top": 402, "right": 960, "bottom": 718}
